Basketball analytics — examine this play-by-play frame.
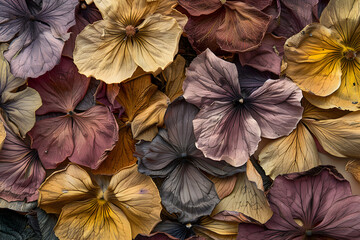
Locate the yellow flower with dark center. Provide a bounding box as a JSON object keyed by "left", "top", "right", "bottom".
{"left": 283, "top": 0, "right": 360, "bottom": 111}
{"left": 73, "top": 0, "right": 184, "bottom": 84}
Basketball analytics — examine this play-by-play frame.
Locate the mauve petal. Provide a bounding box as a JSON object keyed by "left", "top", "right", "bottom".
{"left": 216, "top": 2, "right": 271, "bottom": 52}
{"left": 193, "top": 101, "right": 261, "bottom": 167}
{"left": 28, "top": 57, "right": 90, "bottom": 115}
{"left": 247, "top": 79, "right": 303, "bottom": 139}
{"left": 0, "top": 0, "right": 28, "bottom": 42}
{"left": 243, "top": 0, "right": 273, "bottom": 10}
{"left": 184, "top": 10, "right": 226, "bottom": 54}
{"left": 62, "top": 3, "right": 102, "bottom": 58}
{"left": 28, "top": 115, "right": 74, "bottom": 169}
{"left": 237, "top": 224, "right": 268, "bottom": 240}
{"left": 35, "top": 0, "right": 77, "bottom": 39}
{"left": 70, "top": 105, "right": 118, "bottom": 169}
{"left": 160, "top": 163, "right": 219, "bottom": 223}
{"left": 313, "top": 196, "right": 360, "bottom": 239}
{"left": 75, "top": 77, "right": 99, "bottom": 111}
{"left": 178, "top": 0, "right": 222, "bottom": 16}
{"left": 0, "top": 120, "right": 45, "bottom": 202}
{"left": 95, "top": 82, "right": 123, "bottom": 115}
{"left": 238, "top": 34, "right": 286, "bottom": 75}
{"left": 4, "top": 22, "right": 64, "bottom": 78}
{"left": 183, "top": 49, "right": 240, "bottom": 107}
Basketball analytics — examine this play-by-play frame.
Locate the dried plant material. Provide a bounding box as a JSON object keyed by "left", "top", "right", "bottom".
{"left": 38, "top": 164, "right": 162, "bottom": 240}
{"left": 346, "top": 160, "right": 360, "bottom": 183}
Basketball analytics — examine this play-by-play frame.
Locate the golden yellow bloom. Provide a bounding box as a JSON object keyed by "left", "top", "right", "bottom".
{"left": 283, "top": 0, "right": 360, "bottom": 111}
{"left": 73, "top": 0, "right": 184, "bottom": 84}
{"left": 38, "top": 164, "right": 162, "bottom": 240}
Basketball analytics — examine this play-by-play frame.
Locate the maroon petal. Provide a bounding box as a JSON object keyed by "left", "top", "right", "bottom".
{"left": 28, "top": 57, "right": 90, "bottom": 115}
{"left": 28, "top": 116, "right": 74, "bottom": 169}
{"left": 247, "top": 79, "right": 303, "bottom": 139}
{"left": 216, "top": 2, "right": 271, "bottom": 52}
{"left": 238, "top": 34, "right": 286, "bottom": 75}
{"left": 313, "top": 196, "right": 360, "bottom": 239}
{"left": 193, "top": 101, "right": 261, "bottom": 167}
{"left": 237, "top": 224, "right": 268, "bottom": 240}
{"left": 70, "top": 105, "right": 118, "bottom": 169}
{"left": 178, "top": 0, "right": 222, "bottom": 16}
{"left": 183, "top": 49, "right": 240, "bottom": 107}
{"left": 0, "top": 120, "right": 45, "bottom": 202}
{"left": 243, "top": 0, "right": 273, "bottom": 10}
{"left": 95, "top": 81, "right": 123, "bottom": 115}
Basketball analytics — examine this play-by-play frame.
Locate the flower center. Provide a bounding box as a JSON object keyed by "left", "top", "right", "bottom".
{"left": 343, "top": 47, "right": 357, "bottom": 60}
{"left": 186, "top": 223, "right": 192, "bottom": 228}
{"left": 68, "top": 111, "right": 74, "bottom": 116}
{"left": 238, "top": 98, "right": 244, "bottom": 104}
{"left": 125, "top": 25, "right": 138, "bottom": 37}
{"left": 220, "top": 0, "right": 226, "bottom": 4}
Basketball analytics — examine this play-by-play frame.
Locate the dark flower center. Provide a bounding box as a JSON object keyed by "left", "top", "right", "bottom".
{"left": 344, "top": 50, "right": 357, "bottom": 60}
{"left": 233, "top": 97, "right": 245, "bottom": 107}
{"left": 125, "top": 25, "right": 138, "bottom": 37}
{"left": 68, "top": 111, "right": 74, "bottom": 116}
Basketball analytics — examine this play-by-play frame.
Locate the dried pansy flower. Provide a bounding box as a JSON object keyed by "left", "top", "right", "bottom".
{"left": 283, "top": 0, "right": 360, "bottom": 111}
{"left": 136, "top": 98, "right": 245, "bottom": 223}
{"left": 0, "top": 117, "right": 45, "bottom": 202}
{"left": 28, "top": 57, "right": 118, "bottom": 169}
{"left": 62, "top": 0, "right": 102, "bottom": 58}
{"left": 38, "top": 164, "right": 162, "bottom": 240}
{"left": 259, "top": 99, "right": 360, "bottom": 179}
{"left": 178, "top": 0, "right": 272, "bottom": 54}
{"left": 183, "top": 49, "right": 303, "bottom": 167}
{"left": 0, "top": 44, "right": 42, "bottom": 138}
{"left": 74, "top": 0, "right": 184, "bottom": 83}
{"left": 93, "top": 75, "right": 169, "bottom": 175}
{"left": 237, "top": 166, "right": 360, "bottom": 239}
{"left": 0, "top": 0, "right": 77, "bottom": 78}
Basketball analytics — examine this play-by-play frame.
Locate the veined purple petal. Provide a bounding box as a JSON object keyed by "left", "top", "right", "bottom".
{"left": 0, "top": 0, "right": 28, "bottom": 42}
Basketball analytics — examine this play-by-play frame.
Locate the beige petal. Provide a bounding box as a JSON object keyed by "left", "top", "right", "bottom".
{"left": 194, "top": 217, "right": 238, "bottom": 240}
{"left": 210, "top": 166, "right": 272, "bottom": 224}
{"left": 259, "top": 122, "right": 320, "bottom": 179}
{"left": 304, "top": 111, "right": 360, "bottom": 158}
{"left": 346, "top": 160, "right": 360, "bottom": 183}
{"left": 107, "top": 164, "right": 162, "bottom": 239}
{"left": 302, "top": 98, "right": 347, "bottom": 120}
{"left": 74, "top": 20, "right": 137, "bottom": 84}
{"left": 131, "top": 91, "right": 169, "bottom": 141}
{"left": 38, "top": 164, "right": 100, "bottom": 214}
{"left": 131, "top": 13, "right": 182, "bottom": 73}
{"left": 246, "top": 160, "right": 264, "bottom": 191}
{"left": 54, "top": 199, "right": 132, "bottom": 240}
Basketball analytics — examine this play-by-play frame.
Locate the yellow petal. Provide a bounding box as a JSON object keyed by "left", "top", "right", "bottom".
{"left": 259, "top": 122, "right": 320, "bottom": 179}
{"left": 131, "top": 13, "right": 182, "bottom": 73}
{"left": 304, "top": 111, "right": 360, "bottom": 158}
{"left": 246, "top": 160, "right": 264, "bottom": 191}
{"left": 54, "top": 199, "right": 132, "bottom": 240}
{"left": 38, "top": 164, "right": 100, "bottom": 214}
{"left": 74, "top": 20, "right": 137, "bottom": 84}
{"left": 209, "top": 175, "right": 237, "bottom": 200}
{"left": 302, "top": 98, "right": 347, "bottom": 120}
{"left": 131, "top": 91, "right": 169, "bottom": 141}
{"left": 194, "top": 217, "right": 238, "bottom": 240}
{"left": 346, "top": 160, "right": 360, "bottom": 183}
{"left": 320, "top": 0, "right": 360, "bottom": 46}
{"left": 107, "top": 165, "right": 162, "bottom": 239}
{"left": 284, "top": 23, "right": 344, "bottom": 96}
{"left": 210, "top": 166, "right": 272, "bottom": 224}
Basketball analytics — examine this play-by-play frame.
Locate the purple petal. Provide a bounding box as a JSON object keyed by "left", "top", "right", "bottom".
{"left": 28, "top": 57, "right": 90, "bottom": 115}
{"left": 178, "top": 0, "right": 222, "bottom": 16}
{"left": 0, "top": 120, "right": 45, "bottom": 202}
{"left": 247, "top": 79, "right": 303, "bottom": 139}
{"left": 183, "top": 49, "right": 240, "bottom": 107}
{"left": 95, "top": 81, "right": 123, "bottom": 115}
{"left": 0, "top": 0, "right": 28, "bottom": 42}
{"left": 160, "top": 163, "right": 219, "bottom": 223}
{"left": 193, "top": 101, "right": 261, "bottom": 167}
{"left": 237, "top": 224, "right": 268, "bottom": 240}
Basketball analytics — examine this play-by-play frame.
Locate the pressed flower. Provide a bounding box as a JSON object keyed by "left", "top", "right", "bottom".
{"left": 62, "top": 0, "right": 102, "bottom": 58}
{"left": 0, "top": 0, "right": 77, "bottom": 78}
{"left": 283, "top": 0, "right": 360, "bottom": 111}
{"left": 346, "top": 160, "right": 360, "bottom": 183}
{"left": 237, "top": 166, "right": 360, "bottom": 239}
{"left": 93, "top": 75, "right": 169, "bottom": 175}
{"left": 183, "top": 49, "right": 303, "bottom": 167}
{"left": 0, "top": 117, "right": 45, "bottom": 202}
{"left": 136, "top": 98, "right": 245, "bottom": 223}
{"left": 28, "top": 57, "right": 118, "bottom": 169}
{"left": 0, "top": 44, "right": 42, "bottom": 138}
{"left": 73, "top": 0, "right": 184, "bottom": 83}
{"left": 136, "top": 231, "right": 205, "bottom": 240}
{"left": 178, "top": 0, "right": 272, "bottom": 54}
{"left": 38, "top": 164, "right": 162, "bottom": 240}
{"left": 259, "top": 99, "right": 360, "bottom": 179}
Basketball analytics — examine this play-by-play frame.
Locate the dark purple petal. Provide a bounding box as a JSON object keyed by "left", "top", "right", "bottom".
{"left": 28, "top": 57, "right": 90, "bottom": 115}
{"left": 193, "top": 101, "right": 261, "bottom": 167}
{"left": 247, "top": 79, "right": 303, "bottom": 139}
{"left": 0, "top": 0, "right": 28, "bottom": 42}
{"left": 183, "top": 49, "right": 240, "bottom": 107}
{"left": 70, "top": 105, "right": 118, "bottom": 169}
{"left": 75, "top": 77, "right": 100, "bottom": 111}
{"left": 237, "top": 224, "right": 268, "bottom": 240}
{"left": 160, "top": 163, "right": 219, "bottom": 223}
{"left": 95, "top": 82, "right": 123, "bottom": 115}
{"left": 0, "top": 119, "right": 45, "bottom": 202}
{"left": 153, "top": 221, "right": 196, "bottom": 240}
{"left": 28, "top": 115, "right": 74, "bottom": 169}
